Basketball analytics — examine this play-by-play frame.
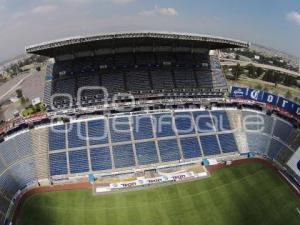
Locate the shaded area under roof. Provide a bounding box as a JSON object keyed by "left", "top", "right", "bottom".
{"left": 25, "top": 32, "right": 250, "bottom": 57}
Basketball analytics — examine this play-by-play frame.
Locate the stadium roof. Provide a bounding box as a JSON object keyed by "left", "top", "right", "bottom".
{"left": 25, "top": 31, "right": 250, "bottom": 57}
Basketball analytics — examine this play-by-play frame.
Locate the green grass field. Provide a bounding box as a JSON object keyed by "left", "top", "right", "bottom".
{"left": 18, "top": 163, "right": 300, "bottom": 225}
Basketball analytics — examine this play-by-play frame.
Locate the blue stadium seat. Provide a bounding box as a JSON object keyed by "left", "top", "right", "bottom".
{"left": 200, "top": 135, "right": 221, "bottom": 156}
{"left": 49, "top": 152, "right": 68, "bottom": 176}
{"left": 246, "top": 133, "right": 270, "bottom": 155}
{"left": 242, "top": 111, "right": 269, "bottom": 133}
{"left": 69, "top": 149, "right": 90, "bottom": 174}
{"left": 48, "top": 125, "right": 66, "bottom": 151}
{"left": 218, "top": 133, "right": 238, "bottom": 153}
{"left": 153, "top": 113, "right": 176, "bottom": 138}
{"left": 0, "top": 161, "right": 4, "bottom": 175}
{"left": 0, "top": 171, "right": 20, "bottom": 198}
{"left": 132, "top": 115, "right": 154, "bottom": 140}
{"left": 0, "top": 139, "right": 20, "bottom": 166}
{"left": 109, "top": 117, "right": 131, "bottom": 143}
{"left": 0, "top": 195, "right": 10, "bottom": 216}
{"left": 10, "top": 158, "right": 36, "bottom": 188}
{"left": 180, "top": 137, "right": 202, "bottom": 159}
{"left": 14, "top": 132, "right": 33, "bottom": 157}
{"left": 67, "top": 122, "right": 87, "bottom": 148}
{"left": 112, "top": 144, "right": 136, "bottom": 168}
{"left": 135, "top": 141, "right": 159, "bottom": 165}
{"left": 262, "top": 115, "right": 274, "bottom": 134}
{"left": 211, "top": 111, "right": 231, "bottom": 131}
{"left": 87, "top": 119, "right": 109, "bottom": 146}
{"left": 90, "top": 147, "right": 112, "bottom": 171}
{"left": 193, "top": 111, "right": 215, "bottom": 133}
{"left": 174, "top": 112, "right": 195, "bottom": 135}
{"left": 268, "top": 139, "right": 285, "bottom": 159}
{"left": 158, "top": 139, "right": 181, "bottom": 162}
{"left": 273, "top": 119, "right": 293, "bottom": 142}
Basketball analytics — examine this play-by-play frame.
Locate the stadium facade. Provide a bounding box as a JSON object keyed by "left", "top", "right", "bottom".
{"left": 0, "top": 32, "right": 299, "bottom": 225}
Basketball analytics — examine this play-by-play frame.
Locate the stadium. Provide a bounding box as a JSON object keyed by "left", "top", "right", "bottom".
{"left": 0, "top": 32, "right": 299, "bottom": 225}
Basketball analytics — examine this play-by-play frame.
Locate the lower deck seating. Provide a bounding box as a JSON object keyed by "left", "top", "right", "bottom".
{"left": 180, "top": 137, "right": 202, "bottom": 159}
{"left": 218, "top": 133, "right": 238, "bottom": 153}
{"left": 68, "top": 149, "right": 89, "bottom": 174}
{"left": 67, "top": 123, "right": 87, "bottom": 148}
{"left": 135, "top": 141, "right": 159, "bottom": 165}
{"left": 272, "top": 119, "right": 293, "bottom": 142}
{"left": 48, "top": 125, "right": 66, "bottom": 151}
{"left": 132, "top": 115, "right": 154, "bottom": 140}
{"left": 267, "top": 139, "right": 285, "bottom": 159}
{"left": 211, "top": 111, "right": 231, "bottom": 131}
{"left": 199, "top": 135, "right": 221, "bottom": 156}
{"left": 153, "top": 113, "right": 176, "bottom": 137}
{"left": 0, "top": 172, "right": 21, "bottom": 198}
{"left": 87, "top": 119, "right": 109, "bottom": 146}
{"left": 109, "top": 117, "right": 131, "bottom": 143}
{"left": 275, "top": 147, "right": 294, "bottom": 165}
{"left": 0, "top": 108, "right": 299, "bottom": 224}
{"left": 174, "top": 112, "right": 195, "bottom": 135}
{"left": 112, "top": 144, "right": 136, "bottom": 168}
{"left": 193, "top": 111, "right": 215, "bottom": 133}
{"left": 10, "top": 158, "right": 36, "bottom": 188}
{"left": 158, "top": 139, "right": 181, "bottom": 162}
{"left": 246, "top": 133, "right": 271, "bottom": 155}
{"left": 49, "top": 152, "right": 68, "bottom": 176}
{"left": 90, "top": 147, "right": 112, "bottom": 171}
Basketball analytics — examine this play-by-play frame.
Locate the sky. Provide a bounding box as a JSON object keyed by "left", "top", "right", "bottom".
{"left": 0, "top": 0, "right": 299, "bottom": 62}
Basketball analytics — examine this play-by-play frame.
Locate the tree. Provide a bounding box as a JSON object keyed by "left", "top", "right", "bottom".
{"left": 233, "top": 63, "right": 243, "bottom": 80}
{"left": 262, "top": 86, "right": 269, "bottom": 92}
{"left": 20, "top": 96, "right": 26, "bottom": 105}
{"left": 247, "top": 64, "right": 256, "bottom": 78}
{"left": 274, "top": 71, "right": 278, "bottom": 87}
{"left": 16, "top": 89, "right": 23, "bottom": 98}
{"left": 255, "top": 84, "right": 263, "bottom": 90}
{"left": 256, "top": 67, "right": 264, "bottom": 77}
{"left": 285, "top": 90, "right": 292, "bottom": 99}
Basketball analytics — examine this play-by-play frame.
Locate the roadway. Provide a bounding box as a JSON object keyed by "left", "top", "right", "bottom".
{"left": 220, "top": 58, "right": 300, "bottom": 78}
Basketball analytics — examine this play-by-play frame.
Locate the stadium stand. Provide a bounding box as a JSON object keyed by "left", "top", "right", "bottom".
{"left": 199, "top": 135, "right": 221, "bottom": 156}
{"left": 135, "top": 141, "right": 159, "bottom": 165}
{"left": 272, "top": 119, "right": 293, "bottom": 142}
{"left": 48, "top": 125, "right": 66, "bottom": 151}
{"left": 180, "top": 137, "right": 202, "bottom": 159}
{"left": 90, "top": 146, "right": 112, "bottom": 171}
{"left": 1, "top": 32, "right": 300, "bottom": 225}
{"left": 132, "top": 115, "right": 154, "bottom": 140}
{"left": 112, "top": 144, "right": 136, "bottom": 168}
{"left": 109, "top": 117, "right": 132, "bottom": 143}
{"left": 193, "top": 111, "right": 215, "bottom": 133}
{"left": 87, "top": 119, "right": 109, "bottom": 146}
{"left": 0, "top": 108, "right": 300, "bottom": 224}
{"left": 68, "top": 149, "right": 90, "bottom": 174}
{"left": 49, "top": 152, "right": 68, "bottom": 176}
{"left": 158, "top": 139, "right": 181, "bottom": 162}
{"left": 174, "top": 112, "right": 195, "bottom": 135}
{"left": 153, "top": 113, "right": 176, "bottom": 138}
{"left": 45, "top": 51, "right": 229, "bottom": 108}
{"left": 218, "top": 133, "right": 239, "bottom": 153}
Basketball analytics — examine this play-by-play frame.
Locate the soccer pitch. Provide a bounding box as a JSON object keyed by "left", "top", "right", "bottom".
{"left": 17, "top": 163, "right": 300, "bottom": 225}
